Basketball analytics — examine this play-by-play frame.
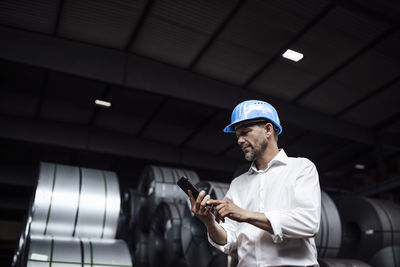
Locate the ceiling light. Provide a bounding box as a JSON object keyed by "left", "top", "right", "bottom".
{"left": 354, "top": 164, "right": 366, "bottom": 170}
{"left": 282, "top": 49, "right": 304, "bottom": 62}
{"left": 95, "top": 99, "right": 111, "bottom": 108}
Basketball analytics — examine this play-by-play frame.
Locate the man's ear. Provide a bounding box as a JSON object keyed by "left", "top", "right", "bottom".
{"left": 264, "top": 123, "right": 273, "bottom": 137}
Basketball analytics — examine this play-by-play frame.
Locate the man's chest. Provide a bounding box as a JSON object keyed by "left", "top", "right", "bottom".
{"left": 235, "top": 167, "right": 296, "bottom": 211}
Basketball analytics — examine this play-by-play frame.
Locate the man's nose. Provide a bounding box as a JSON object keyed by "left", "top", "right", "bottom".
{"left": 237, "top": 136, "right": 245, "bottom": 145}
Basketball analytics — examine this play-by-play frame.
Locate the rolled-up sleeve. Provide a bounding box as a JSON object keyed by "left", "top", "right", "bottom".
{"left": 208, "top": 218, "right": 238, "bottom": 253}
{"left": 265, "top": 160, "right": 321, "bottom": 243}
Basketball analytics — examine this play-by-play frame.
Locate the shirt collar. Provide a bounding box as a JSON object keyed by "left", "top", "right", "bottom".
{"left": 248, "top": 149, "right": 288, "bottom": 173}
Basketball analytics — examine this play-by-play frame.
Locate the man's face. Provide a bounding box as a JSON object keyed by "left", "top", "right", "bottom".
{"left": 235, "top": 121, "right": 268, "bottom": 161}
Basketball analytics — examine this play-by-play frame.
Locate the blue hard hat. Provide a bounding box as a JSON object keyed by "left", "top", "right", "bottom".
{"left": 223, "top": 100, "right": 282, "bottom": 134}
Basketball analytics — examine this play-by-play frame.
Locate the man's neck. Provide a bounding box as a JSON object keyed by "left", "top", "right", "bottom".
{"left": 255, "top": 144, "right": 280, "bottom": 171}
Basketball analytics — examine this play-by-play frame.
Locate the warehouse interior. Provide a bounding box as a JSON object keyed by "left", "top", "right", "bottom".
{"left": 0, "top": 0, "right": 399, "bottom": 266}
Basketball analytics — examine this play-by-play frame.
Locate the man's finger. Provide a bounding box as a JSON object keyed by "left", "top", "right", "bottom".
{"left": 219, "top": 207, "right": 226, "bottom": 216}
{"left": 215, "top": 211, "right": 225, "bottom": 223}
{"left": 207, "top": 199, "right": 224, "bottom": 205}
{"left": 215, "top": 203, "right": 225, "bottom": 212}
{"left": 201, "top": 195, "right": 210, "bottom": 209}
{"left": 195, "top": 190, "right": 206, "bottom": 211}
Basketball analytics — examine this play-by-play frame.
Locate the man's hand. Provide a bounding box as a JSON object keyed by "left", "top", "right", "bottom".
{"left": 188, "top": 189, "right": 214, "bottom": 225}
{"left": 207, "top": 199, "right": 249, "bottom": 223}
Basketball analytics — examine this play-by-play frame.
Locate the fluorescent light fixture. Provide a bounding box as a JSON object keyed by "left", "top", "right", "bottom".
{"left": 282, "top": 49, "right": 304, "bottom": 62}
{"left": 95, "top": 99, "right": 111, "bottom": 108}
{"left": 354, "top": 164, "right": 366, "bottom": 170}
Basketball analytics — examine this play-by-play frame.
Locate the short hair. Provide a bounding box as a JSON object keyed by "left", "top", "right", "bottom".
{"left": 235, "top": 119, "right": 279, "bottom": 142}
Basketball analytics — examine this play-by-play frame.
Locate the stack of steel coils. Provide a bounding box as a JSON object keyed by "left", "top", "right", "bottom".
{"left": 131, "top": 166, "right": 236, "bottom": 267}
{"left": 335, "top": 196, "right": 400, "bottom": 267}
{"left": 134, "top": 165, "right": 200, "bottom": 267}
{"left": 12, "top": 162, "right": 133, "bottom": 267}
{"left": 15, "top": 162, "right": 400, "bottom": 267}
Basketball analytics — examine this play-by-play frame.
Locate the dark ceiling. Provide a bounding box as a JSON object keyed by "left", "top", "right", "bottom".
{"left": 0, "top": 0, "right": 399, "bottom": 193}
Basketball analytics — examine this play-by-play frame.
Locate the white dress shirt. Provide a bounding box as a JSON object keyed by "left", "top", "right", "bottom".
{"left": 209, "top": 149, "right": 321, "bottom": 267}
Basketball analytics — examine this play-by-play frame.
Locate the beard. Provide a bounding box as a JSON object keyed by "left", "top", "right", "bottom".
{"left": 242, "top": 139, "right": 267, "bottom": 161}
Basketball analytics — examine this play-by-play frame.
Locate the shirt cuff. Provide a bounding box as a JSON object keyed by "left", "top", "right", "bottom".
{"left": 264, "top": 211, "right": 283, "bottom": 243}
{"left": 207, "top": 224, "right": 233, "bottom": 254}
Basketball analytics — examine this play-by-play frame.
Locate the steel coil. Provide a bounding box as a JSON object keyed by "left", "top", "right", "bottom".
{"left": 30, "top": 162, "right": 121, "bottom": 239}
{"left": 138, "top": 165, "right": 200, "bottom": 204}
{"left": 148, "top": 201, "right": 186, "bottom": 267}
{"left": 137, "top": 165, "right": 199, "bottom": 231}
{"left": 318, "top": 258, "right": 371, "bottom": 267}
{"left": 316, "top": 191, "right": 342, "bottom": 258}
{"left": 26, "top": 236, "right": 132, "bottom": 267}
{"left": 369, "top": 246, "right": 400, "bottom": 267}
{"left": 334, "top": 196, "right": 400, "bottom": 262}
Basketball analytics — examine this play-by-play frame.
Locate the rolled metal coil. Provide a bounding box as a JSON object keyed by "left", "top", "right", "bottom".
{"left": 315, "top": 191, "right": 342, "bottom": 258}
{"left": 138, "top": 165, "right": 200, "bottom": 204}
{"left": 148, "top": 201, "right": 186, "bottom": 267}
{"left": 334, "top": 196, "right": 400, "bottom": 262}
{"left": 30, "top": 162, "right": 121, "bottom": 239}
{"left": 137, "top": 165, "right": 199, "bottom": 231}
{"left": 369, "top": 246, "right": 400, "bottom": 267}
{"left": 318, "top": 258, "right": 371, "bottom": 267}
{"left": 26, "top": 236, "right": 132, "bottom": 267}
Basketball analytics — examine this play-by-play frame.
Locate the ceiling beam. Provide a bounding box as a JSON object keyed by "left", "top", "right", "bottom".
{"left": 0, "top": 115, "right": 240, "bottom": 173}
{"left": 135, "top": 97, "right": 168, "bottom": 137}
{"left": 35, "top": 70, "right": 49, "bottom": 119}
{"left": 124, "top": 0, "right": 155, "bottom": 51}
{"left": 242, "top": 2, "right": 335, "bottom": 87}
{"left": 0, "top": 25, "right": 376, "bottom": 145}
{"left": 318, "top": 146, "right": 373, "bottom": 174}
{"left": 187, "top": 0, "right": 245, "bottom": 70}
{"left": 380, "top": 132, "right": 400, "bottom": 151}
{"left": 179, "top": 108, "right": 220, "bottom": 147}
{"left": 335, "top": 75, "right": 400, "bottom": 117}
{"left": 357, "top": 177, "right": 400, "bottom": 196}
{"left": 53, "top": 0, "right": 65, "bottom": 36}
{"left": 291, "top": 27, "right": 396, "bottom": 103}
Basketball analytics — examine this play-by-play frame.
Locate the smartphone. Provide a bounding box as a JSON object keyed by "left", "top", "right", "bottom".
{"left": 177, "top": 176, "right": 200, "bottom": 199}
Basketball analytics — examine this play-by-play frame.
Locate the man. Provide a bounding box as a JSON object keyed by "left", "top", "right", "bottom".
{"left": 188, "top": 100, "right": 321, "bottom": 267}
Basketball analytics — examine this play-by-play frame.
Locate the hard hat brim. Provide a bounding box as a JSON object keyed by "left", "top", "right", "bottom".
{"left": 223, "top": 118, "right": 282, "bottom": 134}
